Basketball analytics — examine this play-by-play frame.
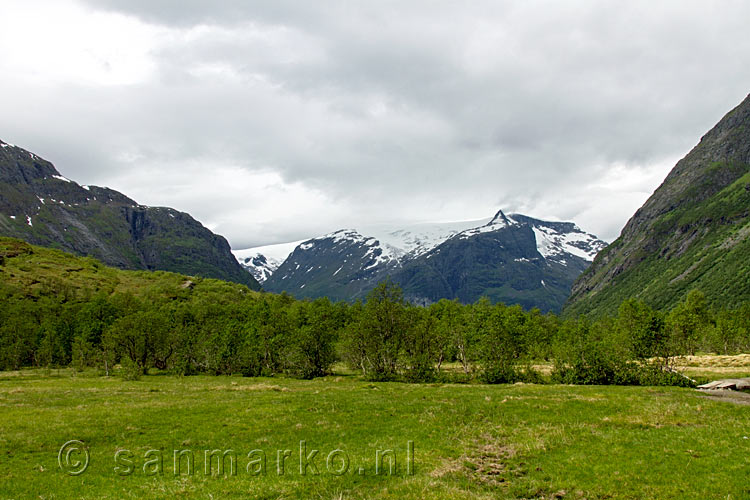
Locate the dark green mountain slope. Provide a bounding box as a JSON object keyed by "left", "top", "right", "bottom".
{"left": 393, "top": 220, "right": 591, "bottom": 312}
{"left": 0, "top": 140, "right": 260, "bottom": 290}
{"left": 565, "top": 93, "right": 750, "bottom": 316}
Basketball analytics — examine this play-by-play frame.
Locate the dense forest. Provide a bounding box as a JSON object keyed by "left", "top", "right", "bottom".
{"left": 2, "top": 239, "right": 748, "bottom": 387}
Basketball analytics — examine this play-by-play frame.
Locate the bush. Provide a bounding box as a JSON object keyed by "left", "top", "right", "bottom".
{"left": 515, "top": 364, "right": 546, "bottom": 384}
{"left": 340, "top": 281, "right": 412, "bottom": 381}
{"left": 284, "top": 298, "right": 340, "bottom": 379}
{"left": 631, "top": 363, "right": 696, "bottom": 388}
{"left": 119, "top": 356, "right": 142, "bottom": 381}
{"left": 402, "top": 310, "right": 441, "bottom": 383}
{"left": 478, "top": 304, "right": 526, "bottom": 384}
{"left": 552, "top": 319, "right": 627, "bottom": 385}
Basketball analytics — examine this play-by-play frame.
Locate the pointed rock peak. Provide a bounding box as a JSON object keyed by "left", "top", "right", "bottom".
{"left": 488, "top": 209, "right": 511, "bottom": 226}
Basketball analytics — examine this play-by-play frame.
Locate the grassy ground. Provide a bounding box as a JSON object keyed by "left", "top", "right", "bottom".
{"left": 2, "top": 369, "right": 750, "bottom": 499}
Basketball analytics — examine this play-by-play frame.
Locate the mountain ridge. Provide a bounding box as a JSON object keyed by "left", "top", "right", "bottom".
{"left": 244, "top": 211, "right": 606, "bottom": 311}
{"left": 0, "top": 139, "right": 260, "bottom": 290}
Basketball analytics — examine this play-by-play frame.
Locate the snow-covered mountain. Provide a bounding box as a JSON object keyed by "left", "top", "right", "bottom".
{"left": 234, "top": 210, "right": 607, "bottom": 311}
{"left": 232, "top": 218, "right": 492, "bottom": 283}
{"left": 235, "top": 211, "right": 606, "bottom": 311}
{"left": 235, "top": 211, "right": 604, "bottom": 279}
{"left": 504, "top": 213, "right": 605, "bottom": 262}
{"left": 389, "top": 212, "right": 607, "bottom": 311}
{"left": 360, "top": 216, "right": 494, "bottom": 261}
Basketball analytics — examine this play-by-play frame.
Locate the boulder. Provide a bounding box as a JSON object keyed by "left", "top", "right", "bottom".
{"left": 697, "top": 378, "right": 750, "bottom": 391}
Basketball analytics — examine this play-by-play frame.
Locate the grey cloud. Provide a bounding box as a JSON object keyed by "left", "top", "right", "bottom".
{"left": 3, "top": 1, "right": 750, "bottom": 247}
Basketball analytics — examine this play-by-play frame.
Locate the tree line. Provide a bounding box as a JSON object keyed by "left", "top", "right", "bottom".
{"left": 1, "top": 277, "right": 748, "bottom": 385}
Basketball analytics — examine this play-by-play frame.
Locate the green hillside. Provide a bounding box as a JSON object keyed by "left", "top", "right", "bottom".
{"left": 566, "top": 93, "right": 750, "bottom": 316}
{"left": 0, "top": 237, "right": 258, "bottom": 303}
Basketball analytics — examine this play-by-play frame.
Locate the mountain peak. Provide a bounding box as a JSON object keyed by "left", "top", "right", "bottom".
{"left": 489, "top": 209, "right": 510, "bottom": 226}
{"left": 0, "top": 140, "right": 60, "bottom": 184}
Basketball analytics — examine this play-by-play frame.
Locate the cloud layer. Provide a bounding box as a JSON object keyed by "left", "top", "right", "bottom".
{"left": 2, "top": 0, "right": 750, "bottom": 248}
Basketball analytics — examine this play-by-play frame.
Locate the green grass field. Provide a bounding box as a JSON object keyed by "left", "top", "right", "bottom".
{"left": 2, "top": 369, "right": 750, "bottom": 499}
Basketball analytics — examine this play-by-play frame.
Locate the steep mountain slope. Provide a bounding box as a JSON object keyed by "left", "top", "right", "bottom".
{"left": 0, "top": 140, "right": 260, "bottom": 290}
{"left": 262, "top": 211, "right": 606, "bottom": 311}
{"left": 264, "top": 229, "right": 400, "bottom": 302}
{"left": 565, "top": 93, "right": 750, "bottom": 316}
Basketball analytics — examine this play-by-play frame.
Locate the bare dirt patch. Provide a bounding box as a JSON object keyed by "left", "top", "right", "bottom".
{"left": 214, "top": 383, "right": 291, "bottom": 392}
{"left": 431, "top": 433, "right": 521, "bottom": 485}
{"left": 697, "top": 389, "right": 750, "bottom": 406}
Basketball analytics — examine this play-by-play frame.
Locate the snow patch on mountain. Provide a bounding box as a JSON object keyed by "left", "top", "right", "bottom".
{"left": 531, "top": 225, "right": 605, "bottom": 262}
{"left": 300, "top": 218, "right": 503, "bottom": 271}
{"left": 365, "top": 217, "right": 492, "bottom": 259}
{"left": 235, "top": 253, "right": 282, "bottom": 283}
{"left": 233, "top": 240, "right": 304, "bottom": 283}
{"left": 234, "top": 240, "right": 303, "bottom": 263}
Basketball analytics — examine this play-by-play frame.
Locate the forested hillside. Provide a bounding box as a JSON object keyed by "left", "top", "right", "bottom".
{"left": 3, "top": 237, "right": 749, "bottom": 387}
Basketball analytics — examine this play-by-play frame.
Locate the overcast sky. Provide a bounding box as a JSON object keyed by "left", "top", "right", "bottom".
{"left": 2, "top": 1, "right": 750, "bottom": 249}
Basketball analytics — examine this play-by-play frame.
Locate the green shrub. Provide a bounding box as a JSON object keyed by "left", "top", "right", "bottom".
{"left": 119, "top": 356, "right": 142, "bottom": 381}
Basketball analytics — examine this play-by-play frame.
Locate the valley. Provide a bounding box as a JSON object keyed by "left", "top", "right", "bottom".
{"left": 1, "top": 13, "right": 749, "bottom": 497}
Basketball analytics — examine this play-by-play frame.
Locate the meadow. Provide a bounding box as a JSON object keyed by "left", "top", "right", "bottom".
{"left": 1, "top": 366, "right": 750, "bottom": 500}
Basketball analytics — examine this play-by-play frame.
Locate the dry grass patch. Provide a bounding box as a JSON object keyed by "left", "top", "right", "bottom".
{"left": 218, "top": 382, "right": 291, "bottom": 392}
{"left": 431, "top": 433, "right": 520, "bottom": 486}
{"left": 675, "top": 354, "right": 750, "bottom": 368}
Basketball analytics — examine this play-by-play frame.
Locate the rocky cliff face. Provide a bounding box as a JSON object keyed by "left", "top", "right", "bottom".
{"left": 0, "top": 140, "right": 260, "bottom": 290}
{"left": 565, "top": 93, "right": 750, "bottom": 316}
